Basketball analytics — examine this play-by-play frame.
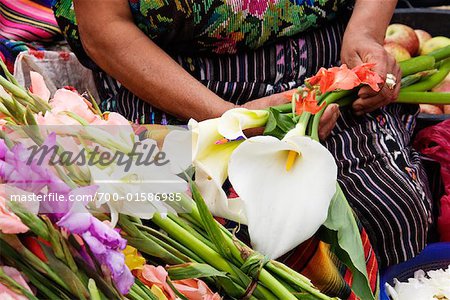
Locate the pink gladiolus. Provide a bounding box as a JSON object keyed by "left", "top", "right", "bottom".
{"left": 0, "top": 190, "right": 28, "bottom": 234}
{"left": 172, "top": 279, "right": 221, "bottom": 300}
{"left": 49, "top": 89, "right": 99, "bottom": 123}
{"left": 138, "top": 265, "right": 176, "bottom": 299}
{"left": 138, "top": 265, "right": 220, "bottom": 300}
{"left": 0, "top": 266, "right": 33, "bottom": 300}
{"left": 29, "top": 71, "right": 50, "bottom": 102}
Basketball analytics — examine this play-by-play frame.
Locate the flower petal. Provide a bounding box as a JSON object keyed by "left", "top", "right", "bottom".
{"left": 217, "top": 108, "right": 269, "bottom": 140}
{"left": 190, "top": 118, "right": 246, "bottom": 222}
{"left": 30, "top": 71, "right": 50, "bottom": 102}
{"left": 228, "top": 135, "right": 337, "bottom": 258}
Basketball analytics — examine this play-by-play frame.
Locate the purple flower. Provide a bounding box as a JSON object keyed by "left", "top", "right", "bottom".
{"left": 57, "top": 203, "right": 134, "bottom": 294}
{"left": 0, "top": 134, "right": 70, "bottom": 195}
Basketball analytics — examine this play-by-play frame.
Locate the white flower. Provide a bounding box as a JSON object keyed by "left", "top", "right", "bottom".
{"left": 228, "top": 131, "right": 337, "bottom": 259}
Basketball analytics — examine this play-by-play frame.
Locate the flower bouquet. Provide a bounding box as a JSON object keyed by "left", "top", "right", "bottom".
{"left": 0, "top": 44, "right": 448, "bottom": 300}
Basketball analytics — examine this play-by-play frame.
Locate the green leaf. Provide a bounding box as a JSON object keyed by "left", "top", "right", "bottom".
{"left": 189, "top": 180, "right": 234, "bottom": 261}
{"left": 167, "top": 263, "right": 227, "bottom": 280}
{"left": 40, "top": 242, "right": 90, "bottom": 299}
{"left": 263, "top": 108, "right": 296, "bottom": 139}
{"left": 320, "top": 184, "right": 376, "bottom": 300}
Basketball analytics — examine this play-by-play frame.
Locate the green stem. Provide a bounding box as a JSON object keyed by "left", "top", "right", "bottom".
{"left": 266, "top": 262, "right": 334, "bottom": 300}
{"left": 427, "top": 45, "right": 450, "bottom": 62}
{"left": 402, "top": 58, "right": 450, "bottom": 92}
{"left": 0, "top": 267, "right": 39, "bottom": 300}
{"left": 152, "top": 214, "right": 292, "bottom": 299}
{"left": 399, "top": 56, "right": 435, "bottom": 77}
{"left": 310, "top": 90, "right": 353, "bottom": 141}
{"left": 396, "top": 91, "right": 450, "bottom": 104}
{"left": 175, "top": 194, "right": 330, "bottom": 299}
{"left": 269, "top": 103, "right": 293, "bottom": 113}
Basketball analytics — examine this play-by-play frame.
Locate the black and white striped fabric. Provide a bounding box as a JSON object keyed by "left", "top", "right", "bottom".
{"left": 324, "top": 104, "right": 433, "bottom": 268}
{"left": 94, "top": 17, "right": 432, "bottom": 268}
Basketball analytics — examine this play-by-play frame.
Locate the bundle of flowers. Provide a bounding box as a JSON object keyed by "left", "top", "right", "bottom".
{"left": 0, "top": 45, "right": 448, "bottom": 300}
{"left": 0, "top": 59, "right": 343, "bottom": 300}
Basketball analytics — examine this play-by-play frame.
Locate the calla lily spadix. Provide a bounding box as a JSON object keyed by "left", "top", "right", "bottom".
{"left": 189, "top": 108, "right": 269, "bottom": 223}
{"left": 228, "top": 132, "right": 338, "bottom": 259}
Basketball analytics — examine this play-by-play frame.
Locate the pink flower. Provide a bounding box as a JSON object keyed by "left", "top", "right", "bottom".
{"left": 35, "top": 111, "right": 81, "bottom": 126}
{"left": 138, "top": 265, "right": 176, "bottom": 298}
{"left": 0, "top": 189, "right": 28, "bottom": 234}
{"left": 29, "top": 71, "right": 50, "bottom": 102}
{"left": 0, "top": 266, "right": 33, "bottom": 300}
{"left": 137, "top": 265, "right": 220, "bottom": 300}
{"left": 228, "top": 0, "right": 277, "bottom": 19}
{"left": 50, "top": 89, "right": 98, "bottom": 123}
{"left": 172, "top": 279, "right": 221, "bottom": 300}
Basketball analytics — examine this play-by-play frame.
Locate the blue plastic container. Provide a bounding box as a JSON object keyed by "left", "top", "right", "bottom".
{"left": 380, "top": 242, "right": 450, "bottom": 300}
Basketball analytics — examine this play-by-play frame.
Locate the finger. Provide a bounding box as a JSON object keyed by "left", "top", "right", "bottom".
{"left": 391, "top": 62, "right": 402, "bottom": 100}
{"left": 369, "top": 50, "right": 389, "bottom": 81}
{"left": 318, "top": 104, "right": 340, "bottom": 140}
{"left": 243, "top": 127, "right": 265, "bottom": 137}
{"left": 353, "top": 86, "right": 394, "bottom": 115}
{"left": 358, "top": 85, "right": 379, "bottom": 99}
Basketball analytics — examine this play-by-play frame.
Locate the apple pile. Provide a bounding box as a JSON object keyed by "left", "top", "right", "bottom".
{"left": 384, "top": 24, "right": 450, "bottom": 114}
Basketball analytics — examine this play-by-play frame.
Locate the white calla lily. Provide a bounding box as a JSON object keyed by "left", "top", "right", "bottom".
{"left": 217, "top": 108, "right": 269, "bottom": 140}
{"left": 190, "top": 108, "right": 271, "bottom": 223}
{"left": 190, "top": 118, "right": 246, "bottom": 223}
{"left": 228, "top": 133, "right": 337, "bottom": 259}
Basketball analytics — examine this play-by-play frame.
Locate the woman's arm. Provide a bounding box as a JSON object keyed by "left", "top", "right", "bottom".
{"left": 73, "top": 0, "right": 289, "bottom": 121}
{"left": 341, "top": 0, "right": 402, "bottom": 116}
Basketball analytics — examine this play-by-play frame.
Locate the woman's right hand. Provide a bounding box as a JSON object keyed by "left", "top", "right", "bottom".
{"left": 241, "top": 91, "right": 340, "bottom": 140}
{"left": 240, "top": 92, "right": 291, "bottom": 110}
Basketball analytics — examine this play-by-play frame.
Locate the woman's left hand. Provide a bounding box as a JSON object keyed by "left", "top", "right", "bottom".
{"left": 341, "top": 36, "right": 402, "bottom": 116}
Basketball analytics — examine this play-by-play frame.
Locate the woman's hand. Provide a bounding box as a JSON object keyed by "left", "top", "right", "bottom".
{"left": 341, "top": 36, "right": 401, "bottom": 116}
{"left": 242, "top": 92, "right": 340, "bottom": 140}
{"left": 341, "top": 0, "right": 400, "bottom": 116}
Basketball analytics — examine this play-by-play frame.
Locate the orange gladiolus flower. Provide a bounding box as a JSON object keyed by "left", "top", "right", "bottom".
{"left": 295, "top": 89, "right": 326, "bottom": 115}
{"left": 352, "top": 63, "right": 384, "bottom": 92}
{"left": 306, "top": 64, "right": 361, "bottom": 94}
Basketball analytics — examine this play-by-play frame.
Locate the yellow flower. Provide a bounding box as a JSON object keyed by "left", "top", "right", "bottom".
{"left": 123, "top": 245, "right": 146, "bottom": 271}
{"left": 150, "top": 285, "right": 168, "bottom": 300}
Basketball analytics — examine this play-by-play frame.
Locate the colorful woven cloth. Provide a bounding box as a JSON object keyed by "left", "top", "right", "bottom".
{"left": 0, "top": 0, "right": 61, "bottom": 42}
{"left": 0, "top": 0, "right": 61, "bottom": 73}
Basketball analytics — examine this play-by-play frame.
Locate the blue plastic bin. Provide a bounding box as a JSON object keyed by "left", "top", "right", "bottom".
{"left": 380, "top": 242, "right": 450, "bottom": 300}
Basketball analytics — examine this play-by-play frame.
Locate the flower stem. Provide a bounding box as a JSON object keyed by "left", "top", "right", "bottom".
{"left": 152, "top": 213, "right": 292, "bottom": 299}
{"left": 396, "top": 91, "right": 450, "bottom": 104}
{"left": 310, "top": 90, "right": 353, "bottom": 141}
{"left": 402, "top": 58, "right": 450, "bottom": 92}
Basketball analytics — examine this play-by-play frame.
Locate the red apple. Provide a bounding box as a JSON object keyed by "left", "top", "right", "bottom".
{"left": 414, "top": 29, "right": 432, "bottom": 53}
{"left": 383, "top": 42, "right": 411, "bottom": 62}
{"left": 444, "top": 105, "right": 450, "bottom": 114}
{"left": 385, "top": 24, "right": 420, "bottom": 56}
{"left": 420, "top": 104, "right": 443, "bottom": 114}
{"left": 432, "top": 73, "right": 450, "bottom": 93}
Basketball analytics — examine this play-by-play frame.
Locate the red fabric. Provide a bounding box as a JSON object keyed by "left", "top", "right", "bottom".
{"left": 414, "top": 119, "right": 450, "bottom": 241}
